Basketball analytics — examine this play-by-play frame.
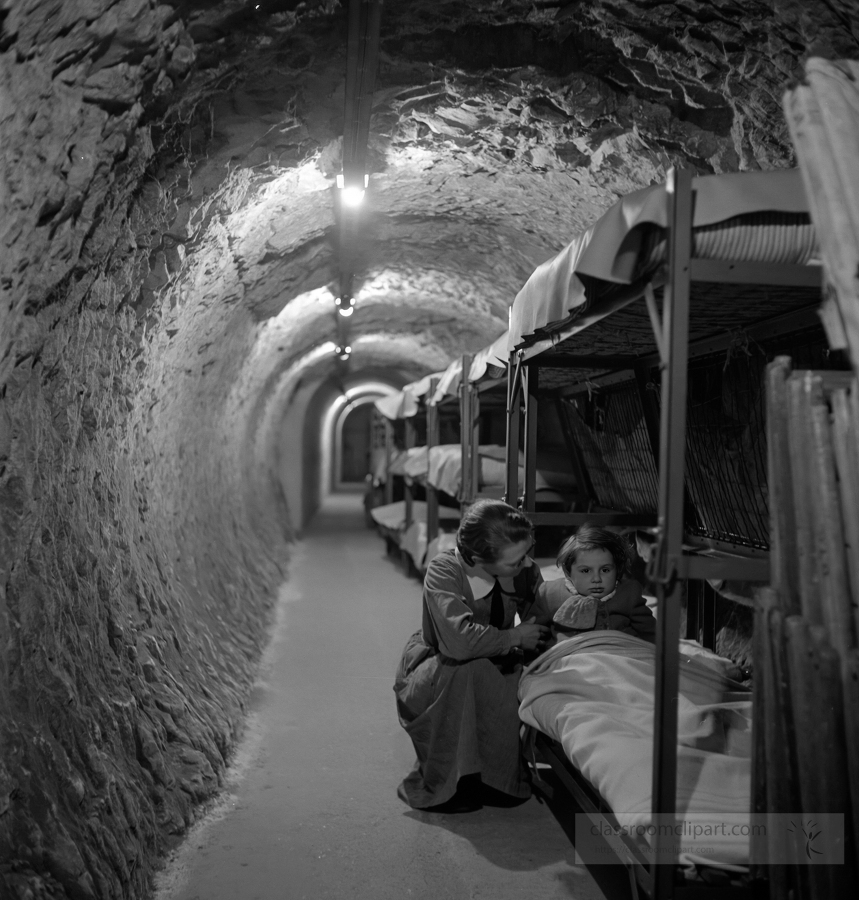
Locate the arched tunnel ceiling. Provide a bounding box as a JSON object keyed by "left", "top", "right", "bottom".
{"left": 2, "top": 0, "right": 858, "bottom": 392}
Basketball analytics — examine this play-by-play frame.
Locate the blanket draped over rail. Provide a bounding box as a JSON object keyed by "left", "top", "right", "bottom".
{"left": 518, "top": 631, "right": 752, "bottom": 869}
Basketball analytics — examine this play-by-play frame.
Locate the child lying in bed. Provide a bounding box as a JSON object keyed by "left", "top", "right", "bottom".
{"left": 540, "top": 525, "right": 655, "bottom": 645}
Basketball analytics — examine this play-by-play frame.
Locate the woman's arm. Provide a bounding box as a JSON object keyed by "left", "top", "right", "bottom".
{"left": 422, "top": 557, "right": 520, "bottom": 660}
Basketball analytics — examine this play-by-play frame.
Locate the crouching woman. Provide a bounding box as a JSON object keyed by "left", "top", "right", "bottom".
{"left": 394, "top": 500, "right": 550, "bottom": 810}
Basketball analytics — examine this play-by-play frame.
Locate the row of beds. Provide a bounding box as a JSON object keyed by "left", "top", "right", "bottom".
{"left": 368, "top": 168, "right": 838, "bottom": 899}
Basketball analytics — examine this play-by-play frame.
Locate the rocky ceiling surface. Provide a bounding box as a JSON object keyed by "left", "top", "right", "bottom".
{"left": 4, "top": 0, "right": 857, "bottom": 394}
{"left": 1, "top": 3, "right": 858, "bottom": 899}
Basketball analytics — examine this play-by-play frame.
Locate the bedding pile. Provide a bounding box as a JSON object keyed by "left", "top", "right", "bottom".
{"left": 519, "top": 631, "right": 752, "bottom": 868}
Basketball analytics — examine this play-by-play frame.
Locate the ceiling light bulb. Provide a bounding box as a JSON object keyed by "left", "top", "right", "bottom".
{"left": 340, "top": 186, "right": 365, "bottom": 208}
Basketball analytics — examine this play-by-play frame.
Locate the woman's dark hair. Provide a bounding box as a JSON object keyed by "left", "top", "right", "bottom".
{"left": 456, "top": 500, "right": 534, "bottom": 565}
{"left": 557, "top": 524, "right": 630, "bottom": 578}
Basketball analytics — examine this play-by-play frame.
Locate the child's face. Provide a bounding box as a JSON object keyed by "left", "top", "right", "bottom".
{"left": 479, "top": 538, "right": 534, "bottom": 579}
{"left": 566, "top": 548, "right": 618, "bottom": 597}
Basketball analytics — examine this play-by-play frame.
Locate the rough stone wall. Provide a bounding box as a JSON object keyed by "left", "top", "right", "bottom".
{"left": 0, "top": 152, "right": 291, "bottom": 900}
{"left": 0, "top": 5, "right": 291, "bottom": 900}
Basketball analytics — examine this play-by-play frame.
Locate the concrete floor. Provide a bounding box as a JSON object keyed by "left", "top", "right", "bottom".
{"left": 154, "top": 492, "right": 631, "bottom": 900}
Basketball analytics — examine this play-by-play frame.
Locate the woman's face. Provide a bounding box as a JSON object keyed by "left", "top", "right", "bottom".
{"left": 478, "top": 537, "right": 534, "bottom": 579}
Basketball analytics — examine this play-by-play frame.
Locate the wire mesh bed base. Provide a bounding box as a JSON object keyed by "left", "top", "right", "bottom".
{"left": 549, "top": 326, "right": 846, "bottom": 552}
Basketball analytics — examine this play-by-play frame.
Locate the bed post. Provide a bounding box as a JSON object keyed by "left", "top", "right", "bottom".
{"left": 505, "top": 350, "right": 522, "bottom": 507}
{"left": 469, "top": 379, "right": 481, "bottom": 503}
{"left": 523, "top": 364, "right": 539, "bottom": 513}
{"left": 384, "top": 417, "right": 394, "bottom": 505}
{"left": 404, "top": 415, "right": 416, "bottom": 529}
{"left": 650, "top": 167, "right": 693, "bottom": 899}
{"left": 426, "top": 377, "right": 440, "bottom": 547}
{"left": 460, "top": 354, "right": 474, "bottom": 505}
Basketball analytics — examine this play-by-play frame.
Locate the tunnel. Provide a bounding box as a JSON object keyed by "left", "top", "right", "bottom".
{"left": 1, "top": 1, "right": 858, "bottom": 898}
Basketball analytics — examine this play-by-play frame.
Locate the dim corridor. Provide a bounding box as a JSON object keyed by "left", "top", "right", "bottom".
{"left": 154, "top": 492, "right": 626, "bottom": 900}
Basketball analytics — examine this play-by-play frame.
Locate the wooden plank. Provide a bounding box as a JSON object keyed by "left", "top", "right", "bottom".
{"left": 750, "top": 589, "right": 772, "bottom": 878}
{"left": 766, "top": 358, "right": 800, "bottom": 614}
{"left": 787, "top": 373, "right": 823, "bottom": 625}
{"left": 807, "top": 626, "right": 857, "bottom": 896}
{"left": 809, "top": 398, "right": 856, "bottom": 658}
{"left": 765, "top": 607, "right": 805, "bottom": 900}
{"left": 785, "top": 616, "right": 830, "bottom": 900}
{"left": 830, "top": 388, "right": 859, "bottom": 641}
{"left": 806, "top": 59, "right": 859, "bottom": 257}
{"left": 844, "top": 649, "right": 859, "bottom": 869}
{"left": 784, "top": 80, "right": 859, "bottom": 365}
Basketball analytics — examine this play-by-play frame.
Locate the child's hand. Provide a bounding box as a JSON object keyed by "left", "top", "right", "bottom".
{"left": 514, "top": 616, "right": 550, "bottom": 651}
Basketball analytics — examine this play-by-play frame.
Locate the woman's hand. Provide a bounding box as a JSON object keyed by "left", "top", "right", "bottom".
{"left": 514, "top": 616, "right": 550, "bottom": 651}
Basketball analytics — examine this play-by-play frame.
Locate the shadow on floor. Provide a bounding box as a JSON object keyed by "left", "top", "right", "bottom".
{"left": 402, "top": 773, "right": 634, "bottom": 897}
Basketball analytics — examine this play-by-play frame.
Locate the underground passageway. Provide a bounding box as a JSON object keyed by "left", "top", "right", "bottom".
{"left": 1, "top": 2, "right": 858, "bottom": 899}
{"left": 153, "top": 492, "right": 624, "bottom": 900}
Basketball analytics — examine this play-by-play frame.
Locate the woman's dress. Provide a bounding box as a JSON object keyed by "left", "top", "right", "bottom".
{"left": 394, "top": 549, "right": 547, "bottom": 808}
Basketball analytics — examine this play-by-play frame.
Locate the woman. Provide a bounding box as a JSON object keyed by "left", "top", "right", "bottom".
{"left": 394, "top": 500, "right": 551, "bottom": 811}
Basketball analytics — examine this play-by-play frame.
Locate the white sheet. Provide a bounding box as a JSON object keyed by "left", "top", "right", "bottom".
{"left": 518, "top": 631, "right": 752, "bottom": 868}
{"left": 369, "top": 500, "right": 460, "bottom": 533}
{"left": 424, "top": 444, "right": 576, "bottom": 499}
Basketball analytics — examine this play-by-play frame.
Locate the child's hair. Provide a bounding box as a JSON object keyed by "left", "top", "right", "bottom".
{"left": 456, "top": 500, "right": 533, "bottom": 565}
{"left": 557, "top": 524, "right": 630, "bottom": 577}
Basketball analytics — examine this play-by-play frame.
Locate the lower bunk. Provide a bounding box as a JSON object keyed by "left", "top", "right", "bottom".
{"left": 518, "top": 631, "right": 762, "bottom": 900}
{"left": 368, "top": 499, "right": 460, "bottom": 573}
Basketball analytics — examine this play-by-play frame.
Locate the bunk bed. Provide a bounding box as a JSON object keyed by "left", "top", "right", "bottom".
{"left": 369, "top": 374, "right": 456, "bottom": 572}
{"left": 505, "top": 167, "right": 831, "bottom": 899}
{"left": 370, "top": 351, "right": 520, "bottom": 572}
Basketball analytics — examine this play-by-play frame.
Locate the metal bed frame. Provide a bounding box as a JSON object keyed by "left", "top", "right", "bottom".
{"left": 424, "top": 358, "right": 510, "bottom": 563}
{"left": 503, "top": 168, "right": 824, "bottom": 899}
{"left": 379, "top": 376, "right": 463, "bottom": 574}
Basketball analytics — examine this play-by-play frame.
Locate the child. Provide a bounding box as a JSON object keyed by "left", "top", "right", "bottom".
{"left": 540, "top": 524, "right": 655, "bottom": 644}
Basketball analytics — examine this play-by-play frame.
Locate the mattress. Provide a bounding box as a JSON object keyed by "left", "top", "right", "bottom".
{"left": 426, "top": 444, "right": 577, "bottom": 499}
{"left": 508, "top": 168, "right": 819, "bottom": 352}
{"left": 369, "top": 500, "right": 460, "bottom": 533}
{"left": 519, "top": 631, "right": 752, "bottom": 869}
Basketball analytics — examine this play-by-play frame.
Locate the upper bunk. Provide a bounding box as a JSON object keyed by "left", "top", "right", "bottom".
{"left": 507, "top": 167, "right": 821, "bottom": 374}
{"left": 502, "top": 167, "right": 849, "bottom": 586}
